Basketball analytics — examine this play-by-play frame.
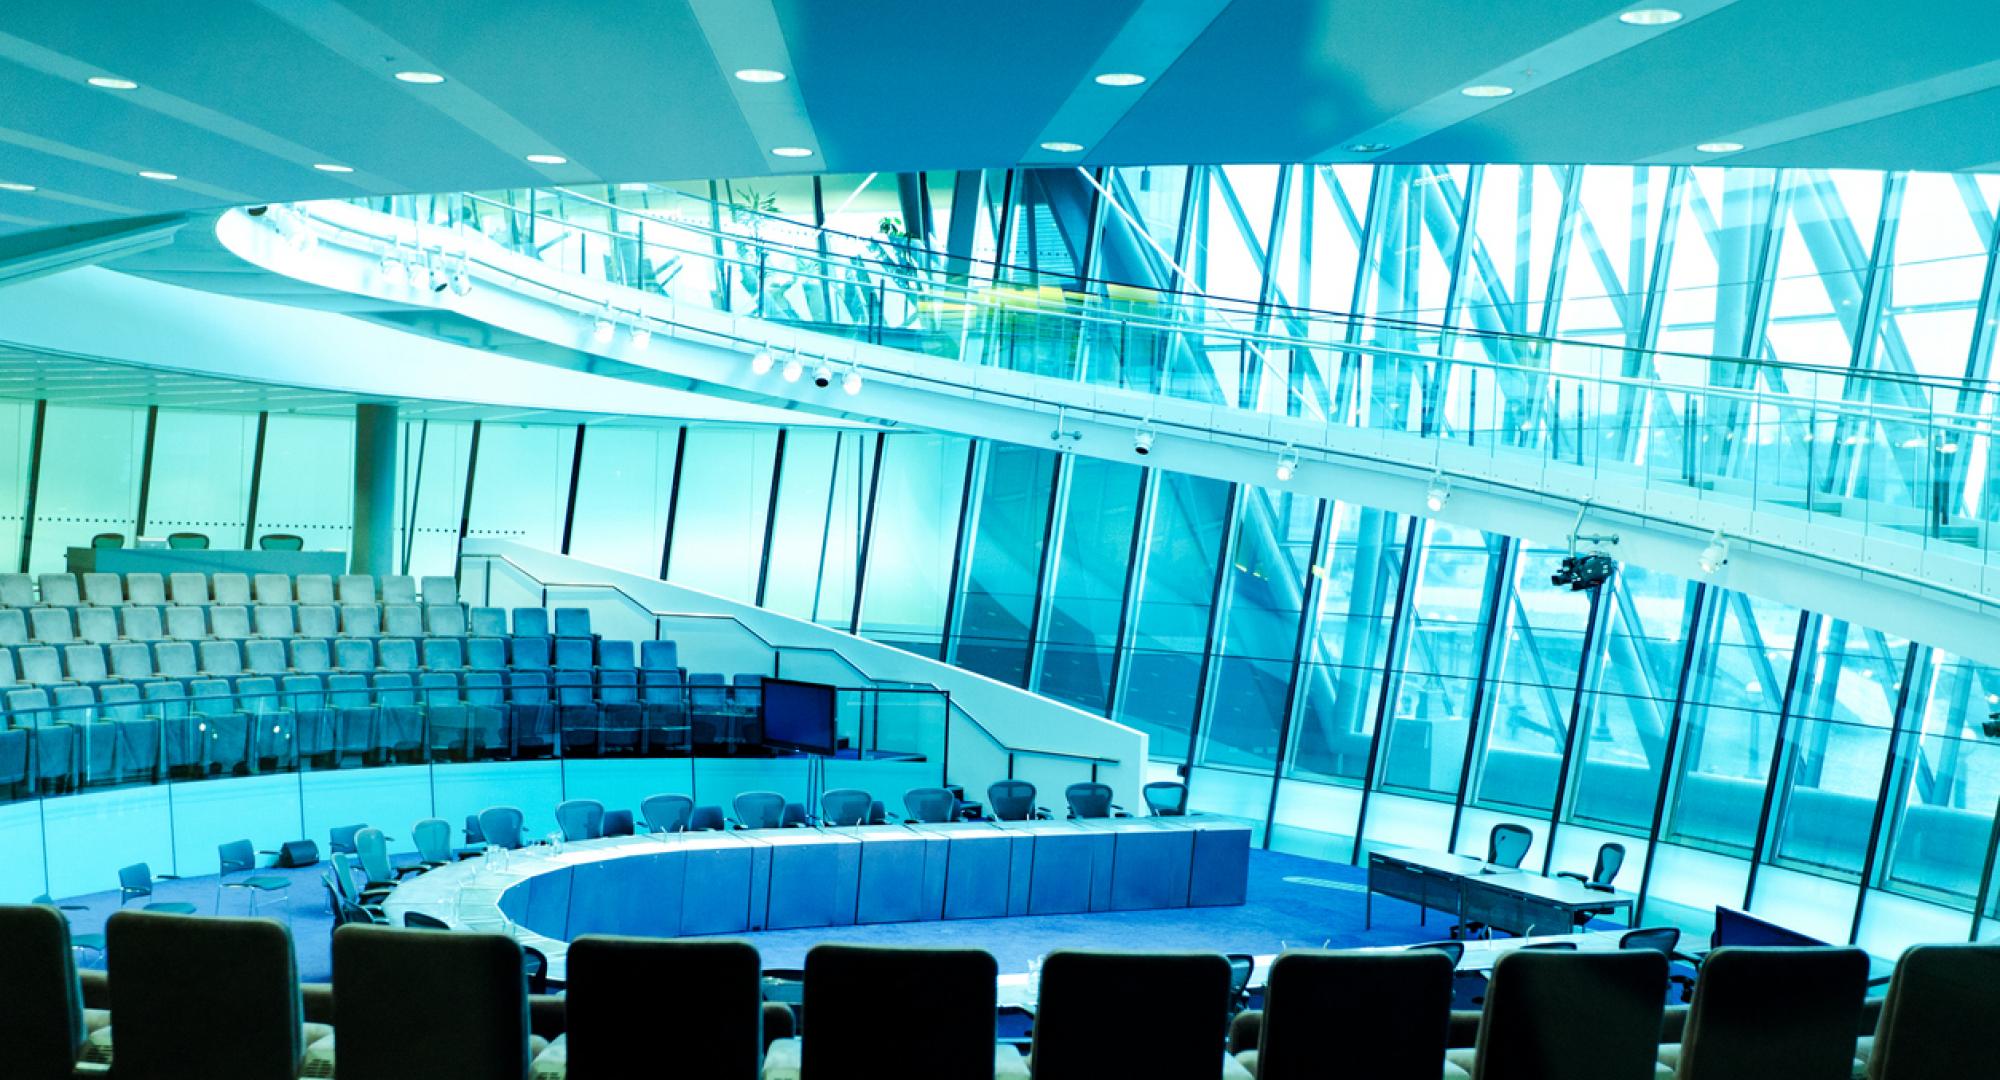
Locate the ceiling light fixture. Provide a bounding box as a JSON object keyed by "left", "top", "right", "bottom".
{"left": 1698, "top": 530, "right": 1729, "bottom": 574}
{"left": 771, "top": 146, "right": 814, "bottom": 159}
{"left": 138, "top": 170, "right": 177, "bottom": 181}
{"left": 734, "top": 68, "right": 787, "bottom": 83}
{"left": 1132, "top": 429, "right": 1155, "bottom": 456}
{"left": 592, "top": 308, "right": 616, "bottom": 344}
{"left": 1461, "top": 85, "right": 1514, "bottom": 98}
{"left": 812, "top": 362, "right": 834, "bottom": 389}
{"left": 1618, "top": 8, "right": 1684, "bottom": 26}
{"left": 1425, "top": 472, "right": 1450, "bottom": 513}
{"left": 1039, "top": 141, "right": 1086, "bottom": 153}
{"left": 750, "top": 348, "right": 775, "bottom": 375}
{"left": 781, "top": 355, "right": 805, "bottom": 383}
{"left": 1094, "top": 72, "right": 1146, "bottom": 87}
{"left": 1696, "top": 141, "right": 1744, "bottom": 153}
{"left": 394, "top": 71, "right": 446, "bottom": 84}
{"left": 449, "top": 262, "right": 472, "bottom": 297}
{"left": 630, "top": 323, "right": 652, "bottom": 350}
{"left": 842, "top": 367, "right": 863, "bottom": 396}
{"left": 87, "top": 76, "right": 138, "bottom": 90}
{"left": 313, "top": 163, "right": 354, "bottom": 174}
{"left": 0, "top": 182, "right": 35, "bottom": 192}
{"left": 1274, "top": 448, "right": 1300, "bottom": 483}
{"left": 526, "top": 153, "right": 567, "bottom": 165}
{"left": 618, "top": 182, "right": 649, "bottom": 192}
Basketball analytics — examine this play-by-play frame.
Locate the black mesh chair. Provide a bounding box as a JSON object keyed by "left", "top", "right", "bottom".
{"left": 555, "top": 798, "right": 605, "bottom": 841}
{"left": 688, "top": 805, "right": 727, "bottom": 831}
{"left": 166, "top": 532, "right": 210, "bottom": 550}
{"left": 1451, "top": 949, "right": 1667, "bottom": 1080}
{"left": 89, "top": 532, "right": 125, "bottom": 550}
{"left": 1033, "top": 951, "right": 1232, "bottom": 1080}
{"left": 1863, "top": 942, "right": 2000, "bottom": 1079}
{"left": 1557, "top": 842, "right": 1627, "bottom": 926}
{"left": 1663, "top": 946, "right": 1868, "bottom": 1080}
{"left": 986, "top": 780, "right": 1047, "bottom": 821}
{"left": 641, "top": 793, "right": 694, "bottom": 833}
{"left": 403, "top": 911, "right": 450, "bottom": 929}
{"left": 820, "top": 788, "right": 873, "bottom": 826}
{"left": 1226, "top": 953, "right": 1256, "bottom": 1014}
{"left": 1143, "top": 780, "right": 1189, "bottom": 816}
{"left": 107, "top": 911, "right": 309, "bottom": 1079}
{"left": 602, "top": 809, "right": 635, "bottom": 837}
{"left": 780, "top": 801, "right": 811, "bottom": 827}
{"left": 1486, "top": 823, "right": 1534, "bottom": 868}
{"left": 732, "top": 791, "right": 786, "bottom": 829}
{"left": 0, "top": 904, "right": 90, "bottom": 1080}
{"left": 799, "top": 945, "right": 998, "bottom": 1080}
{"left": 258, "top": 534, "right": 304, "bottom": 551}
{"left": 330, "top": 924, "right": 532, "bottom": 1079}
{"left": 559, "top": 937, "right": 763, "bottom": 1080}
{"left": 1063, "top": 781, "right": 1124, "bottom": 819}
{"left": 902, "top": 786, "right": 958, "bottom": 823}
{"left": 1245, "top": 949, "right": 1455, "bottom": 1080}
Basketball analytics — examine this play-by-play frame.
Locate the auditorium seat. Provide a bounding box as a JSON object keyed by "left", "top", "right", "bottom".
{"left": 30, "top": 606, "right": 75, "bottom": 644}
{"left": 62, "top": 643, "right": 110, "bottom": 684}
{"left": 1657, "top": 946, "right": 1867, "bottom": 1080}
{"left": 212, "top": 574, "right": 252, "bottom": 606}
{"left": 253, "top": 604, "right": 294, "bottom": 638}
{"left": 211, "top": 604, "right": 252, "bottom": 641}
{"left": 467, "top": 636, "right": 507, "bottom": 672}
{"left": 82, "top": 572, "right": 123, "bottom": 607}
{"left": 384, "top": 603, "right": 424, "bottom": 637}
{"left": 552, "top": 637, "right": 592, "bottom": 670}
{"left": 1033, "top": 951, "right": 1235, "bottom": 1080}
{"left": 0, "top": 903, "right": 94, "bottom": 1080}
{"left": 334, "top": 638, "right": 375, "bottom": 673}
{"left": 1858, "top": 942, "right": 2000, "bottom": 1079}
{"left": 420, "top": 575, "right": 459, "bottom": 607}
{"left": 341, "top": 603, "right": 382, "bottom": 637}
{"left": 295, "top": 574, "right": 335, "bottom": 606}
{"left": 778, "top": 945, "right": 1012, "bottom": 1080}
{"left": 119, "top": 605, "right": 163, "bottom": 642}
{"left": 322, "top": 924, "right": 539, "bottom": 1080}
{"left": 198, "top": 639, "right": 244, "bottom": 678}
{"left": 553, "top": 607, "right": 591, "bottom": 638}
{"left": 38, "top": 574, "right": 81, "bottom": 607}
{"left": 75, "top": 606, "right": 118, "bottom": 645}
{"left": 1236, "top": 949, "right": 1455, "bottom": 1080}
{"left": 427, "top": 603, "right": 468, "bottom": 636}
{"left": 0, "top": 607, "right": 26, "bottom": 645}
{"left": 164, "top": 605, "right": 206, "bottom": 642}
{"left": 381, "top": 575, "right": 418, "bottom": 605}
{"left": 125, "top": 573, "right": 166, "bottom": 607}
{"left": 469, "top": 606, "right": 507, "bottom": 637}
{"left": 0, "top": 573, "right": 33, "bottom": 607}
{"left": 1447, "top": 949, "right": 1667, "bottom": 1080}
{"left": 338, "top": 574, "right": 376, "bottom": 606}
{"left": 377, "top": 637, "right": 419, "bottom": 673}
{"left": 511, "top": 635, "right": 553, "bottom": 669}
{"left": 290, "top": 637, "right": 332, "bottom": 674}
{"left": 513, "top": 607, "right": 550, "bottom": 638}
{"left": 100, "top": 911, "right": 318, "bottom": 1079}
{"left": 167, "top": 572, "right": 208, "bottom": 606}
{"left": 297, "top": 604, "right": 337, "bottom": 639}
{"left": 18, "top": 645, "right": 65, "bottom": 685}
{"left": 541, "top": 936, "right": 762, "bottom": 1080}
{"left": 253, "top": 573, "right": 291, "bottom": 606}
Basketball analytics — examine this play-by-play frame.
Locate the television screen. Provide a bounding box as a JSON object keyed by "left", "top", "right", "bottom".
{"left": 760, "top": 678, "right": 837, "bottom": 756}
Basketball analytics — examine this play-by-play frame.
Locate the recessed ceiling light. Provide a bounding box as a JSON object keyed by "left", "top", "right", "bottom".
{"left": 526, "top": 153, "right": 568, "bottom": 165}
{"left": 394, "top": 71, "right": 445, "bottom": 85}
{"left": 87, "top": 76, "right": 138, "bottom": 91}
{"left": 1347, "top": 142, "right": 1391, "bottom": 153}
{"left": 1094, "top": 72, "right": 1146, "bottom": 87}
{"left": 138, "top": 170, "right": 177, "bottom": 181}
{"left": 733, "top": 68, "right": 787, "bottom": 84}
{"left": 1696, "top": 141, "right": 1744, "bottom": 153}
{"left": 1039, "top": 141, "right": 1085, "bottom": 153}
{"left": 1619, "top": 8, "right": 1684, "bottom": 26}
{"left": 771, "top": 146, "right": 814, "bottom": 158}
{"left": 618, "top": 182, "right": 649, "bottom": 191}
{"left": 312, "top": 163, "right": 354, "bottom": 173}
{"left": 0, "top": 182, "right": 35, "bottom": 192}
{"left": 1461, "top": 84, "right": 1513, "bottom": 98}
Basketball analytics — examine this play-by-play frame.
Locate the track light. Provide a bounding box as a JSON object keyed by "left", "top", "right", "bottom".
{"left": 629, "top": 323, "right": 651, "bottom": 349}
{"left": 428, "top": 263, "right": 449, "bottom": 293}
{"left": 1425, "top": 472, "right": 1450, "bottom": 513}
{"left": 1132, "top": 429, "right": 1155, "bottom": 456}
{"left": 750, "top": 348, "right": 775, "bottom": 375}
{"left": 405, "top": 257, "right": 426, "bottom": 289}
{"left": 1698, "top": 531, "right": 1729, "bottom": 574}
{"left": 448, "top": 262, "right": 471, "bottom": 296}
{"left": 782, "top": 355, "right": 804, "bottom": 383}
{"left": 1274, "top": 448, "right": 1300, "bottom": 483}
{"left": 812, "top": 362, "right": 833, "bottom": 389}
{"left": 592, "top": 309, "right": 616, "bottom": 344}
{"left": 842, "top": 367, "right": 863, "bottom": 396}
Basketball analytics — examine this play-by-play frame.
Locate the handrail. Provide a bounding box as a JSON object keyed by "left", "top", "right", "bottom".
{"left": 947, "top": 701, "right": 1120, "bottom": 767}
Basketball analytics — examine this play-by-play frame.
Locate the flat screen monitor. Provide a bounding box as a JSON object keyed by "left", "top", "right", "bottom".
{"left": 1711, "top": 906, "right": 1823, "bottom": 949}
{"left": 760, "top": 678, "right": 837, "bottom": 756}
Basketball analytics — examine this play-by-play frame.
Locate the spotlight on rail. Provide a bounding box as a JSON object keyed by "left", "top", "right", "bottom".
{"left": 1697, "top": 531, "right": 1729, "bottom": 575}
{"left": 782, "top": 355, "right": 804, "bottom": 383}
{"left": 750, "top": 348, "right": 775, "bottom": 375}
{"left": 1274, "top": 447, "right": 1300, "bottom": 483}
{"left": 812, "top": 362, "right": 834, "bottom": 389}
{"left": 1425, "top": 472, "right": 1450, "bottom": 513}
{"left": 1133, "top": 429, "right": 1155, "bottom": 456}
{"left": 842, "top": 367, "right": 863, "bottom": 396}
{"left": 629, "top": 323, "right": 651, "bottom": 350}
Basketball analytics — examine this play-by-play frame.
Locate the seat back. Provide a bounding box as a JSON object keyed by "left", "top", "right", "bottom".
{"left": 565, "top": 936, "right": 763, "bottom": 1080}
{"left": 383, "top": 604, "right": 424, "bottom": 637}
{"left": 1866, "top": 942, "right": 2000, "bottom": 1080}
{"left": 641, "top": 793, "right": 694, "bottom": 833}
{"left": 556, "top": 798, "right": 605, "bottom": 841}
{"left": 1258, "top": 950, "right": 1455, "bottom": 1080}
{"left": 1593, "top": 842, "right": 1627, "bottom": 885}
{"left": 0, "top": 573, "right": 32, "bottom": 607}
{"left": 1619, "top": 926, "right": 1680, "bottom": 956}
{"left": 602, "top": 809, "right": 635, "bottom": 837}
{"left": 804, "top": 945, "right": 996, "bottom": 1080}
{"left": 427, "top": 604, "right": 468, "bottom": 636}
{"left": 167, "top": 572, "right": 207, "bottom": 604}
{"left": 511, "top": 607, "right": 549, "bottom": 638}
{"left": 1064, "top": 781, "right": 1114, "bottom": 819}
{"left": 294, "top": 574, "right": 334, "bottom": 605}
{"left": 219, "top": 839, "right": 257, "bottom": 876}
{"left": 105, "top": 911, "right": 304, "bottom": 1079}
{"left": 337, "top": 574, "right": 376, "bottom": 605}
{"left": 902, "top": 786, "right": 958, "bottom": 823}
{"left": 0, "top": 904, "right": 87, "bottom": 1080}
{"left": 820, "top": 787, "right": 874, "bottom": 826}
{"left": 1032, "top": 950, "right": 1232, "bottom": 1080}
{"left": 332, "top": 924, "right": 531, "bottom": 1080}
{"left": 380, "top": 575, "right": 418, "bottom": 605}
{"left": 469, "top": 606, "right": 507, "bottom": 636}
{"left": 1676, "top": 946, "right": 1868, "bottom": 1080}
{"left": 355, "top": 827, "right": 395, "bottom": 884}
{"left": 211, "top": 574, "right": 251, "bottom": 605}
{"left": 553, "top": 607, "right": 591, "bottom": 637}
{"left": 29, "top": 606, "right": 73, "bottom": 643}
{"left": 0, "top": 607, "right": 25, "bottom": 645}
{"left": 733, "top": 790, "right": 786, "bottom": 829}
{"left": 987, "top": 779, "right": 1039, "bottom": 820}
{"left": 37, "top": 573, "right": 80, "bottom": 606}
{"left": 689, "top": 805, "right": 726, "bottom": 831}
{"left": 1487, "top": 822, "right": 1534, "bottom": 868}
{"left": 166, "top": 532, "right": 210, "bottom": 550}
{"left": 328, "top": 823, "right": 366, "bottom": 856}
{"left": 252, "top": 573, "right": 291, "bottom": 605}
{"left": 244, "top": 638, "right": 287, "bottom": 675}
{"left": 479, "top": 806, "right": 527, "bottom": 850}
{"left": 258, "top": 534, "right": 303, "bottom": 551}
{"left": 419, "top": 575, "right": 458, "bottom": 606}
{"left": 71, "top": 605, "right": 117, "bottom": 644}
{"left": 1143, "top": 780, "right": 1189, "bottom": 815}
{"left": 1472, "top": 949, "right": 1666, "bottom": 1080}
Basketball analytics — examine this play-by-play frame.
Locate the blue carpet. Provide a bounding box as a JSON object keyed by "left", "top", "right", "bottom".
{"left": 53, "top": 849, "right": 1446, "bottom": 982}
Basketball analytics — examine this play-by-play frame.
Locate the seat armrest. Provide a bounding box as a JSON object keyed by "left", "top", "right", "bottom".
{"left": 1554, "top": 871, "right": 1585, "bottom": 883}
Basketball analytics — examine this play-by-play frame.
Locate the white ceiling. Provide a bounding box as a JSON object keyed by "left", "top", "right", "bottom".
{"left": 0, "top": 1, "right": 1995, "bottom": 241}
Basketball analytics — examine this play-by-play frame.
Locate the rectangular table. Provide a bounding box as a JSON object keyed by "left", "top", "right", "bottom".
{"left": 67, "top": 546, "right": 349, "bottom": 577}
{"left": 1367, "top": 847, "right": 1633, "bottom": 936}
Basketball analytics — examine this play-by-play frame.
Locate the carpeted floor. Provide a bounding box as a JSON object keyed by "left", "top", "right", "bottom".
{"left": 56, "top": 848, "right": 1445, "bottom": 983}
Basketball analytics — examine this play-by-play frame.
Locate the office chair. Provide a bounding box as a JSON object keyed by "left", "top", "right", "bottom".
{"left": 902, "top": 786, "right": 958, "bottom": 823}
{"left": 1663, "top": 946, "right": 1868, "bottom": 1080}
{"left": 797, "top": 945, "right": 999, "bottom": 1080}
{"left": 688, "top": 805, "right": 727, "bottom": 831}
{"left": 217, "top": 839, "right": 291, "bottom": 918}
{"left": 1033, "top": 951, "right": 1231, "bottom": 1080}
{"left": 1244, "top": 949, "right": 1455, "bottom": 1080}
{"left": 1619, "top": 924, "right": 1695, "bottom": 1003}
{"left": 117, "top": 863, "right": 195, "bottom": 913}
{"left": 328, "top": 924, "right": 535, "bottom": 1079}
{"left": 1064, "top": 781, "right": 1125, "bottom": 819}
{"left": 1226, "top": 953, "right": 1257, "bottom": 1014}
{"left": 258, "top": 533, "right": 304, "bottom": 551}
{"left": 642, "top": 793, "right": 695, "bottom": 833}
{"left": 108, "top": 911, "right": 314, "bottom": 1079}
{"left": 560, "top": 937, "right": 764, "bottom": 1080}
{"left": 411, "top": 818, "right": 453, "bottom": 867}
{"left": 328, "top": 822, "right": 367, "bottom": 856}
{"left": 1862, "top": 942, "right": 2000, "bottom": 1079}
{"left": 404, "top": 911, "right": 451, "bottom": 929}
{"left": 555, "top": 798, "right": 606, "bottom": 841}
{"left": 0, "top": 904, "right": 92, "bottom": 1080}
{"left": 524, "top": 944, "right": 552, "bottom": 994}
{"left": 602, "top": 809, "right": 636, "bottom": 837}
{"left": 986, "top": 779, "right": 1048, "bottom": 821}
{"left": 89, "top": 532, "right": 125, "bottom": 550}
{"left": 1143, "top": 780, "right": 1190, "bottom": 816}
{"left": 1447, "top": 949, "right": 1666, "bottom": 1080}
{"left": 1486, "top": 822, "right": 1534, "bottom": 868}
{"left": 820, "top": 788, "right": 874, "bottom": 826}
{"left": 780, "top": 801, "right": 811, "bottom": 827}
{"left": 477, "top": 805, "right": 527, "bottom": 850}
{"left": 166, "top": 531, "right": 210, "bottom": 550}
{"left": 1557, "top": 841, "right": 1627, "bottom": 927}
